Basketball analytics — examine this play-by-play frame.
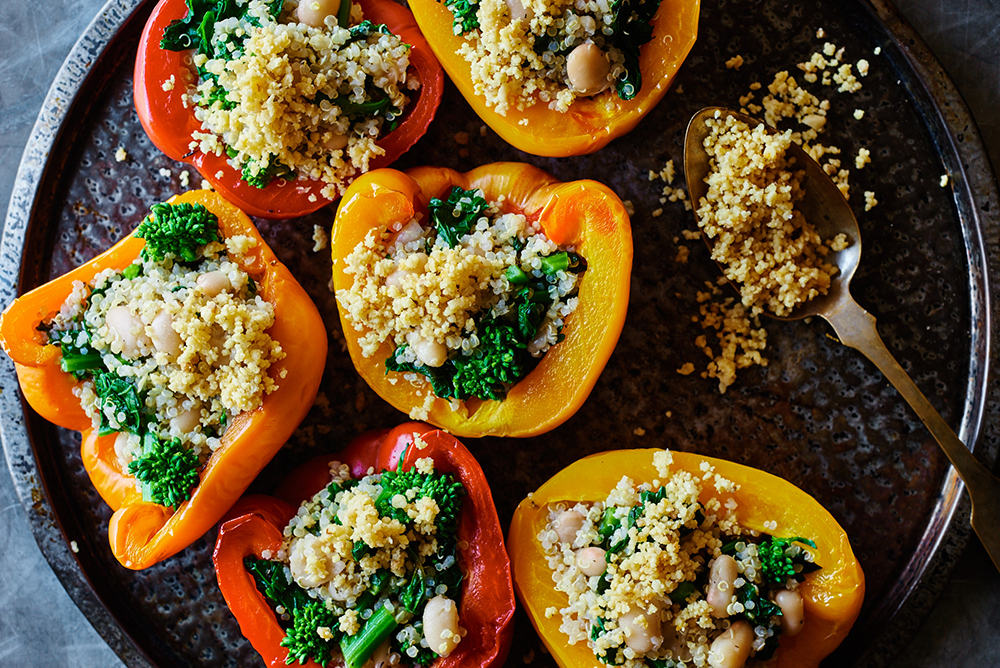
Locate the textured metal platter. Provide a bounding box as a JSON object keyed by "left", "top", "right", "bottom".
{"left": 2, "top": 0, "right": 999, "bottom": 666}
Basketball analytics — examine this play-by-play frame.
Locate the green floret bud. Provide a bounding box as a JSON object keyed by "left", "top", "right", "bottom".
{"left": 241, "top": 155, "right": 295, "bottom": 189}
{"left": 759, "top": 535, "right": 818, "bottom": 585}
{"left": 128, "top": 432, "right": 200, "bottom": 510}
{"left": 136, "top": 201, "right": 219, "bottom": 262}
{"left": 281, "top": 599, "right": 337, "bottom": 667}
{"left": 451, "top": 319, "right": 530, "bottom": 402}
{"left": 443, "top": 0, "right": 480, "bottom": 33}
{"left": 375, "top": 466, "right": 465, "bottom": 542}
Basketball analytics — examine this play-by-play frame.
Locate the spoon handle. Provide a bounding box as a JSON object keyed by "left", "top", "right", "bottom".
{"left": 824, "top": 294, "right": 1000, "bottom": 571}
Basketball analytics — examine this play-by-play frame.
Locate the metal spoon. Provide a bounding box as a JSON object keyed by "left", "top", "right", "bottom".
{"left": 684, "top": 106, "right": 1000, "bottom": 570}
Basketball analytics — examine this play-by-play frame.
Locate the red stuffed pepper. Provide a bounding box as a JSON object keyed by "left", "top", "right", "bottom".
{"left": 214, "top": 422, "right": 515, "bottom": 668}
{"left": 135, "top": 0, "right": 444, "bottom": 218}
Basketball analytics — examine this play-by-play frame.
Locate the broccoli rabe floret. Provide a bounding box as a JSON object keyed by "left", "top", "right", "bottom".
{"left": 281, "top": 599, "right": 338, "bottom": 667}
{"left": 375, "top": 467, "right": 465, "bottom": 542}
{"left": 443, "top": 0, "right": 480, "bottom": 33}
{"left": 758, "top": 536, "right": 818, "bottom": 585}
{"left": 241, "top": 156, "right": 294, "bottom": 189}
{"left": 135, "top": 202, "right": 219, "bottom": 262}
{"left": 451, "top": 320, "right": 530, "bottom": 401}
{"left": 127, "top": 432, "right": 200, "bottom": 510}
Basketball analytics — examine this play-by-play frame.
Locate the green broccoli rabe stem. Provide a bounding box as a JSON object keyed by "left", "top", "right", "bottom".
{"left": 340, "top": 605, "right": 399, "bottom": 668}
{"left": 337, "top": 0, "right": 352, "bottom": 27}
{"left": 60, "top": 349, "right": 104, "bottom": 374}
{"left": 504, "top": 265, "right": 529, "bottom": 286}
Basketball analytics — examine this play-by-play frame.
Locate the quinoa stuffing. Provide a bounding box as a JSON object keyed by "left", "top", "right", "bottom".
{"left": 43, "top": 201, "right": 284, "bottom": 509}
{"left": 695, "top": 112, "right": 848, "bottom": 318}
{"left": 540, "top": 450, "right": 820, "bottom": 668}
{"left": 444, "top": 0, "right": 661, "bottom": 115}
{"left": 245, "top": 453, "right": 468, "bottom": 667}
{"left": 336, "top": 186, "right": 586, "bottom": 411}
{"left": 161, "top": 0, "right": 419, "bottom": 198}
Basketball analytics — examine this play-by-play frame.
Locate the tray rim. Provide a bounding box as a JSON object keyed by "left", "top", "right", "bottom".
{"left": 1, "top": 0, "right": 997, "bottom": 666}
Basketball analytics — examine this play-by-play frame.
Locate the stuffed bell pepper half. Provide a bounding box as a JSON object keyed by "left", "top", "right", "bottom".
{"left": 135, "top": 0, "right": 444, "bottom": 218}
{"left": 330, "top": 163, "right": 632, "bottom": 438}
{"left": 408, "top": 0, "right": 699, "bottom": 156}
{"left": 508, "top": 449, "right": 865, "bottom": 668}
{"left": 0, "top": 190, "right": 326, "bottom": 569}
{"left": 214, "top": 421, "right": 515, "bottom": 668}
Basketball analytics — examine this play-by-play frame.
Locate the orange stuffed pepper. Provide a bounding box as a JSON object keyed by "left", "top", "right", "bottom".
{"left": 407, "top": 0, "right": 700, "bottom": 156}
{"left": 0, "top": 190, "right": 326, "bottom": 569}
{"left": 509, "top": 449, "right": 865, "bottom": 668}
{"left": 330, "top": 163, "right": 632, "bottom": 438}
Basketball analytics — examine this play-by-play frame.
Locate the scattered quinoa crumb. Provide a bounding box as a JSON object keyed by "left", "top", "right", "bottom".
{"left": 855, "top": 147, "right": 871, "bottom": 169}
{"left": 677, "top": 362, "right": 695, "bottom": 375}
{"left": 854, "top": 108, "right": 865, "bottom": 120}
{"left": 874, "top": 46, "right": 882, "bottom": 55}
{"left": 725, "top": 54, "right": 744, "bottom": 70}
{"left": 179, "top": 170, "right": 191, "bottom": 188}
{"left": 651, "top": 208, "right": 663, "bottom": 218}
{"left": 158, "top": 167, "right": 172, "bottom": 178}
{"left": 312, "top": 225, "right": 329, "bottom": 253}
{"left": 161, "top": 74, "right": 176, "bottom": 92}
{"left": 633, "top": 427, "right": 646, "bottom": 436}
{"left": 864, "top": 191, "right": 878, "bottom": 211}
{"left": 675, "top": 245, "right": 690, "bottom": 263}
{"left": 200, "top": 179, "right": 212, "bottom": 190}
{"left": 622, "top": 199, "right": 635, "bottom": 216}
{"left": 857, "top": 59, "right": 870, "bottom": 76}
{"left": 215, "top": 170, "right": 225, "bottom": 179}
{"left": 115, "top": 147, "right": 128, "bottom": 162}
{"left": 453, "top": 131, "right": 470, "bottom": 145}
{"left": 816, "top": 28, "right": 825, "bottom": 38}
{"left": 70, "top": 540, "right": 79, "bottom": 553}
{"left": 940, "top": 174, "right": 950, "bottom": 187}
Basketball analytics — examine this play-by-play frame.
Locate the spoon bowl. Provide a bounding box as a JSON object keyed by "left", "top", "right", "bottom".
{"left": 683, "top": 106, "right": 1000, "bottom": 571}
{"left": 684, "top": 106, "right": 863, "bottom": 320}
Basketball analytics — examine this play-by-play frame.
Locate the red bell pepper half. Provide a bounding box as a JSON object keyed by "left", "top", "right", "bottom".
{"left": 134, "top": 0, "right": 444, "bottom": 219}
{"left": 213, "top": 422, "right": 514, "bottom": 667}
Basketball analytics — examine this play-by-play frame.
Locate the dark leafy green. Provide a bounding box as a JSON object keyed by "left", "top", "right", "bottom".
{"left": 161, "top": 0, "right": 283, "bottom": 56}
{"left": 92, "top": 369, "right": 145, "bottom": 436}
{"left": 607, "top": 0, "right": 662, "bottom": 99}
{"left": 427, "top": 186, "right": 488, "bottom": 248}
{"left": 55, "top": 329, "right": 105, "bottom": 379}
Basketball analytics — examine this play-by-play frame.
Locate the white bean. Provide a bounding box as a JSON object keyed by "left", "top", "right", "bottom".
{"left": 296, "top": 0, "right": 342, "bottom": 27}
{"left": 391, "top": 219, "right": 425, "bottom": 247}
{"left": 408, "top": 333, "right": 448, "bottom": 368}
{"left": 505, "top": 0, "right": 534, "bottom": 21}
{"left": 553, "top": 509, "right": 584, "bottom": 543}
{"left": 526, "top": 321, "right": 556, "bottom": 356}
{"left": 618, "top": 605, "right": 662, "bottom": 654}
{"left": 361, "top": 639, "right": 392, "bottom": 668}
{"left": 567, "top": 43, "right": 611, "bottom": 96}
{"left": 324, "top": 132, "right": 349, "bottom": 151}
{"left": 708, "top": 620, "right": 753, "bottom": 668}
{"left": 196, "top": 270, "right": 231, "bottom": 297}
{"left": 105, "top": 305, "right": 150, "bottom": 358}
{"left": 150, "top": 311, "right": 182, "bottom": 357}
{"left": 386, "top": 253, "right": 428, "bottom": 288}
{"left": 575, "top": 546, "right": 607, "bottom": 577}
{"left": 775, "top": 589, "right": 805, "bottom": 637}
{"left": 289, "top": 533, "right": 334, "bottom": 588}
{"left": 422, "top": 595, "right": 461, "bottom": 657}
{"left": 170, "top": 407, "right": 201, "bottom": 433}
{"left": 707, "top": 554, "right": 739, "bottom": 617}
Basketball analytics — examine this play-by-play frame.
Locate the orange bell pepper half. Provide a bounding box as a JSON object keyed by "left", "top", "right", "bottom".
{"left": 0, "top": 189, "right": 327, "bottom": 569}
{"left": 329, "top": 163, "right": 632, "bottom": 438}
{"left": 213, "top": 422, "right": 515, "bottom": 668}
{"left": 407, "top": 0, "right": 700, "bottom": 157}
{"left": 508, "top": 449, "right": 865, "bottom": 668}
{"left": 134, "top": 0, "right": 444, "bottom": 219}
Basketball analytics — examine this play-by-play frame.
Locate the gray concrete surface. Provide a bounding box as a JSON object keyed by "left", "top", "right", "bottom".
{"left": 0, "top": 0, "right": 998, "bottom": 666}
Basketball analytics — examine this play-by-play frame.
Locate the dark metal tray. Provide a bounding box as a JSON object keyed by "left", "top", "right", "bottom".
{"left": 2, "top": 0, "right": 999, "bottom": 665}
